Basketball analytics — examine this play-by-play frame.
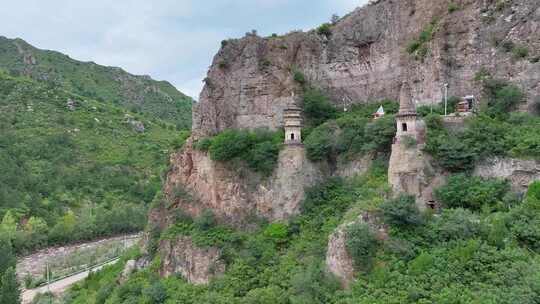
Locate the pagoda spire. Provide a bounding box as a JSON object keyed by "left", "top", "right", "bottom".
{"left": 398, "top": 81, "right": 416, "bottom": 116}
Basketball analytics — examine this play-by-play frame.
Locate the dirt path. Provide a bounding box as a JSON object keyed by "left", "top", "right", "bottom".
{"left": 21, "top": 258, "right": 120, "bottom": 304}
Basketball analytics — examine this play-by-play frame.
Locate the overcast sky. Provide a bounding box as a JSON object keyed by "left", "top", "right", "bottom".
{"left": 1, "top": 0, "right": 368, "bottom": 99}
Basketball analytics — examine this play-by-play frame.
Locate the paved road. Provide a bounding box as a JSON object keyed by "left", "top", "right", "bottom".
{"left": 21, "top": 258, "right": 120, "bottom": 304}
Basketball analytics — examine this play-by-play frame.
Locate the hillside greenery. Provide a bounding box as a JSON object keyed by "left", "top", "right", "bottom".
{"left": 0, "top": 71, "right": 187, "bottom": 254}
{"left": 0, "top": 36, "right": 193, "bottom": 129}
{"left": 63, "top": 164, "right": 540, "bottom": 303}
{"left": 303, "top": 92, "right": 398, "bottom": 163}
{"left": 39, "top": 72, "right": 540, "bottom": 303}
{"left": 194, "top": 129, "right": 284, "bottom": 176}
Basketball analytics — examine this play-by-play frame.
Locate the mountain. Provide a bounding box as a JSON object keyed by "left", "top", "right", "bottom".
{"left": 0, "top": 36, "right": 193, "bottom": 129}
{"left": 0, "top": 70, "right": 189, "bottom": 254}
{"left": 194, "top": 0, "right": 539, "bottom": 136}
{"left": 30, "top": 0, "right": 540, "bottom": 303}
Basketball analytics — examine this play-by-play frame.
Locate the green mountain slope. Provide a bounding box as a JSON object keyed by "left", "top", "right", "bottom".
{"left": 0, "top": 36, "right": 193, "bottom": 129}
{"left": 0, "top": 71, "right": 189, "bottom": 253}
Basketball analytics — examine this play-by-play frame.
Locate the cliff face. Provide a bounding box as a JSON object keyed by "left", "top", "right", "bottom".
{"left": 194, "top": 0, "right": 539, "bottom": 136}
{"left": 159, "top": 236, "right": 225, "bottom": 285}
{"left": 162, "top": 142, "right": 323, "bottom": 226}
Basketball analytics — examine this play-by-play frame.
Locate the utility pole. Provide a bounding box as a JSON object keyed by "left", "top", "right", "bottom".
{"left": 444, "top": 83, "right": 449, "bottom": 116}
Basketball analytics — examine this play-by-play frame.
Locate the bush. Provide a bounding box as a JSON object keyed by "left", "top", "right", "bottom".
{"left": 429, "top": 208, "right": 481, "bottom": 242}
{"left": 316, "top": 23, "right": 332, "bottom": 38}
{"left": 304, "top": 122, "right": 340, "bottom": 162}
{"left": 512, "top": 45, "right": 529, "bottom": 60}
{"left": 303, "top": 88, "right": 337, "bottom": 126}
{"left": 448, "top": 3, "right": 460, "bottom": 13}
{"left": 434, "top": 174, "right": 510, "bottom": 211}
{"left": 194, "top": 210, "right": 216, "bottom": 231}
{"left": 380, "top": 195, "right": 424, "bottom": 228}
{"left": 483, "top": 79, "right": 524, "bottom": 116}
{"left": 201, "top": 129, "right": 283, "bottom": 176}
{"left": 293, "top": 70, "right": 306, "bottom": 85}
{"left": 345, "top": 222, "right": 379, "bottom": 271}
{"left": 263, "top": 223, "right": 289, "bottom": 244}
{"left": 209, "top": 130, "right": 252, "bottom": 162}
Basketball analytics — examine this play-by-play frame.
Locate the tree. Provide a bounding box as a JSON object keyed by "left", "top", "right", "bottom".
{"left": 0, "top": 267, "right": 21, "bottom": 304}
{"left": 434, "top": 174, "right": 509, "bottom": 211}
{"left": 345, "top": 222, "right": 379, "bottom": 271}
{"left": 0, "top": 236, "right": 15, "bottom": 275}
{"left": 380, "top": 195, "right": 424, "bottom": 228}
{"left": 0, "top": 211, "right": 18, "bottom": 242}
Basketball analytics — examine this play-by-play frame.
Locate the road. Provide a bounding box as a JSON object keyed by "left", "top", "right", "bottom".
{"left": 21, "top": 258, "right": 121, "bottom": 304}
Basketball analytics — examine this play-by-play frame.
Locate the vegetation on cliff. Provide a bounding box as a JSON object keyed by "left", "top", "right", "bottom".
{"left": 194, "top": 129, "right": 284, "bottom": 176}
{"left": 303, "top": 93, "right": 398, "bottom": 163}
{"left": 424, "top": 78, "right": 539, "bottom": 172}
{"left": 0, "top": 71, "right": 185, "bottom": 254}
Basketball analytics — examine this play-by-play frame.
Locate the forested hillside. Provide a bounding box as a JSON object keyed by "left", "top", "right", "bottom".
{"left": 0, "top": 70, "right": 189, "bottom": 254}
{"left": 61, "top": 78, "right": 540, "bottom": 304}
{"left": 0, "top": 36, "right": 193, "bottom": 129}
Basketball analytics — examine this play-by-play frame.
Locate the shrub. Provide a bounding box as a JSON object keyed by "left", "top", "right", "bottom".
{"left": 380, "top": 195, "right": 424, "bottom": 228}
{"left": 171, "top": 184, "right": 193, "bottom": 204}
{"left": 448, "top": 3, "right": 460, "bottom": 13}
{"left": 501, "top": 40, "right": 515, "bottom": 52}
{"left": 201, "top": 129, "right": 282, "bottom": 176}
{"left": 303, "top": 88, "right": 337, "bottom": 126}
{"left": 526, "top": 181, "right": 540, "bottom": 203}
{"left": 408, "top": 252, "right": 434, "bottom": 276}
{"left": 362, "top": 115, "right": 396, "bottom": 153}
{"left": 316, "top": 23, "right": 332, "bottom": 38}
{"left": 263, "top": 223, "right": 289, "bottom": 244}
{"left": 345, "top": 222, "right": 379, "bottom": 271}
{"left": 509, "top": 205, "right": 540, "bottom": 252}
{"left": 209, "top": 130, "right": 252, "bottom": 161}
{"left": 194, "top": 210, "right": 216, "bottom": 231}
{"left": 434, "top": 174, "right": 510, "bottom": 211}
{"left": 425, "top": 133, "right": 477, "bottom": 172}
{"left": 194, "top": 137, "right": 212, "bottom": 151}
{"left": 512, "top": 45, "right": 529, "bottom": 60}
{"left": 304, "top": 122, "right": 340, "bottom": 162}
{"left": 293, "top": 70, "right": 306, "bottom": 85}
{"left": 429, "top": 208, "right": 480, "bottom": 242}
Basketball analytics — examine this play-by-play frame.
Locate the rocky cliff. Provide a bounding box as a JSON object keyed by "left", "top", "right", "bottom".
{"left": 194, "top": 0, "right": 539, "bottom": 136}
{"left": 162, "top": 142, "right": 322, "bottom": 226}
{"left": 150, "top": 0, "right": 540, "bottom": 284}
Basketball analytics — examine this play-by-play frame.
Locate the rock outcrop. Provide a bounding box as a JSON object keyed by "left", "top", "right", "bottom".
{"left": 158, "top": 237, "right": 225, "bottom": 285}
{"left": 326, "top": 212, "right": 388, "bottom": 288}
{"left": 474, "top": 157, "right": 540, "bottom": 193}
{"left": 388, "top": 142, "right": 447, "bottom": 210}
{"left": 195, "top": 0, "right": 540, "bottom": 136}
{"left": 162, "top": 142, "right": 322, "bottom": 226}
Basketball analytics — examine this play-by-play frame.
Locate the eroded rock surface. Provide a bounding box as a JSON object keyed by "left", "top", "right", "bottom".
{"left": 194, "top": 0, "right": 540, "bottom": 137}
{"left": 474, "top": 157, "right": 540, "bottom": 192}
{"left": 326, "top": 212, "right": 388, "bottom": 288}
{"left": 161, "top": 142, "right": 322, "bottom": 226}
{"left": 159, "top": 236, "right": 225, "bottom": 285}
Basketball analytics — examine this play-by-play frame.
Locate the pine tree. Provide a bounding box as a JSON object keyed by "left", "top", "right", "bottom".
{"left": 0, "top": 267, "right": 21, "bottom": 304}
{"left": 0, "top": 236, "right": 15, "bottom": 275}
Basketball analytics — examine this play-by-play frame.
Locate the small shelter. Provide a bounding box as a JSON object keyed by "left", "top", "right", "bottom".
{"left": 373, "top": 105, "right": 385, "bottom": 119}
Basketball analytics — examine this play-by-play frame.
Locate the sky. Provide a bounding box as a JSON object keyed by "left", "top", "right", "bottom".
{"left": 0, "top": 0, "right": 369, "bottom": 99}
